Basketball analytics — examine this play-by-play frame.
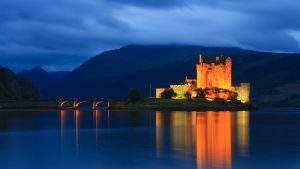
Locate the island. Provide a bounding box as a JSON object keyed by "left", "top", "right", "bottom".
{"left": 110, "top": 53, "right": 255, "bottom": 111}
{"left": 109, "top": 98, "right": 256, "bottom": 111}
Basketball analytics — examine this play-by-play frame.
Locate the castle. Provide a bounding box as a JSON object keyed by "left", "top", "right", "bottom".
{"left": 156, "top": 54, "right": 250, "bottom": 103}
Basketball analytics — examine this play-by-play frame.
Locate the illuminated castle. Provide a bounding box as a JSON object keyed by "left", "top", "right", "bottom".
{"left": 156, "top": 54, "right": 250, "bottom": 103}
{"left": 197, "top": 54, "right": 231, "bottom": 89}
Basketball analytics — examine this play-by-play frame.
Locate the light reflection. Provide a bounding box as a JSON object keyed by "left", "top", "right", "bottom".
{"left": 236, "top": 111, "right": 249, "bottom": 156}
{"left": 170, "top": 111, "right": 195, "bottom": 157}
{"left": 183, "top": 111, "right": 194, "bottom": 157}
{"left": 75, "top": 109, "right": 80, "bottom": 153}
{"left": 62, "top": 109, "right": 103, "bottom": 152}
{"left": 95, "top": 110, "right": 101, "bottom": 144}
{"left": 155, "top": 111, "right": 249, "bottom": 169}
{"left": 196, "top": 111, "right": 232, "bottom": 169}
{"left": 156, "top": 111, "right": 163, "bottom": 158}
{"left": 170, "top": 111, "right": 186, "bottom": 152}
{"left": 60, "top": 110, "right": 67, "bottom": 147}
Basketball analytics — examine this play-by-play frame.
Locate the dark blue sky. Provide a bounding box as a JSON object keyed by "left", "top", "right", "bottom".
{"left": 1, "top": 0, "right": 300, "bottom": 72}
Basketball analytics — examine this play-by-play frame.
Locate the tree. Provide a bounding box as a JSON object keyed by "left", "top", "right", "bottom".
{"left": 184, "top": 91, "right": 192, "bottom": 99}
{"left": 161, "top": 88, "right": 177, "bottom": 99}
{"left": 128, "top": 88, "right": 141, "bottom": 103}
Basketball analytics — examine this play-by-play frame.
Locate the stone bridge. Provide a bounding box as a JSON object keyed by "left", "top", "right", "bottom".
{"left": 59, "top": 98, "right": 110, "bottom": 110}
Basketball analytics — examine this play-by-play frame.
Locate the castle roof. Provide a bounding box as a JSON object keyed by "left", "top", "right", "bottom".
{"left": 203, "top": 56, "right": 230, "bottom": 64}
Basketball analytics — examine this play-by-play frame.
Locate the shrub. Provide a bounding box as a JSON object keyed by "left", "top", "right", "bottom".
{"left": 128, "top": 88, "right": 141, "bottom": 103}
{"left": 161, "top": 88, "right": 177, "bottom": 99}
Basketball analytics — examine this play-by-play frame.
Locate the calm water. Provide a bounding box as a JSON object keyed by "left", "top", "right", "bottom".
{"left": 0, "top": 109, "right": 300, "bottom": 169}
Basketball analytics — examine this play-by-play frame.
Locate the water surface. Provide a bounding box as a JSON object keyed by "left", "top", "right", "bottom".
{"left": 0, "top": 109, "right": 299, "bottom": 169}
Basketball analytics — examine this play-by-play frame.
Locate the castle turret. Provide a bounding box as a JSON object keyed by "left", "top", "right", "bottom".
{"left": 225, "top": 57, "right": 232, "bottom": 89}
{"left": 199, "top": 54, "right": 203, "bottom": 63}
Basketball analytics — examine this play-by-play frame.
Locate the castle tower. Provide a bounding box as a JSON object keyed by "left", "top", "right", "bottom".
{"left": 156, "top": 52, "right": 249, "bottom": 101}
{"left": 224, "top": 57, "right": 232, "bottom": 89}
{"left": 196, "top": 54, "right": 207, "bottom": 89}
{"left": 196, "top": 54, "right": 232, "bottom": 90}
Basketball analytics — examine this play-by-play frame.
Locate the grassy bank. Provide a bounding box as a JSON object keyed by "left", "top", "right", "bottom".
{"left": 109, "top": 98, "right": 256, "bottom": 111}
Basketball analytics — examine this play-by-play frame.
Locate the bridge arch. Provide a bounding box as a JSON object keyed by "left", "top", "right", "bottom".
{"left": 60, "top": 100, "right": 71, "bottom": 108}
{"left": 59, "top": 98, "right": 110, "bottom": 110}
{"left": 93, "top": 101, "right": 105, "bottom": 109}
{"left": 93, "top": 99, "right": 110, "bottom": 110}
{"left": 74, "top": 100, "right": 91, "bottom": 109}
{"left": 95, "top": 101, "right": 104, "bottom": 107}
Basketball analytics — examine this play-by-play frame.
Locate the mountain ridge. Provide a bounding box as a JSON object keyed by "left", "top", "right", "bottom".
{"left": 18, "top": 66, "right": 70, "bottom": 96}
{"left": 18, "top": 44, "right": 300, "bottom": 107}
{"left": 0, "top": 66, "right": 40, "bottom": 100}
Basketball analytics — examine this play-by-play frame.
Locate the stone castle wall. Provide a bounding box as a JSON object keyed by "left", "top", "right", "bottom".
{"left": 170, "top": 84, "right": 191, "bottom": 99}
{"left": 156, "top": 88, "right": 166, "bottom": 98}
{"left": 196, "top": 55, "right": 232, "bottom": 90}
{"left": 233, "top": 83, "right": 250, "bottom": 103}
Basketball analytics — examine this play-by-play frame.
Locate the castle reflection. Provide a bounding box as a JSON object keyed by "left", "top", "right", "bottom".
{"left": 59, "top": 109, "right": 249, "bottom": 168}
{"left": 196, "top": 111, "right": 232, "bottom": 169}
{"left": 156, "top": 111, "right": 249, "bottom": 169}
{"left": 170, "top": 111, "right": 195, "bottom": 157}
{"left": 156, "top": 111, "right": 164, "bottom": 158}
{"left": 236, "top": 111, "right": 249, "bottom": 156}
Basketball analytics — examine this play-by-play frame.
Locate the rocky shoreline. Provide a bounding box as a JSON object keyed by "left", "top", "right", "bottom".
{"left": 109, "top": 98, "right": 257, "bottom": 111}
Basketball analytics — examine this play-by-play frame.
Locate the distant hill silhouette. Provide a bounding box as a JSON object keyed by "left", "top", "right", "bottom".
{"left": 18, "top": 66, "right": 70, "bottom": 96}
{"left": 0, "top": 66, "right": 39, "bottom": 100}
{"left": 21, "top": 45, "right": 300, "bottom": 107}
{"left": 44, "top": 45, "right": 246, "bottom": 97}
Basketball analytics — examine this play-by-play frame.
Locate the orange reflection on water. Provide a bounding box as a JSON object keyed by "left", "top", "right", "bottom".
{"left": 155, "top": 111, "right": 238, "bottom": 168}
{"left": 95, "top": 110, "right": 101, "bottom": 144}
{"left": 196, "top": 111, "right": 232, "bottom": 169}
{"left": 75, "top": 110, "right": 80, "bottom": 153}
{"left": 156, "top": 111, "right": 164, "bottom": 158}
{"left": 170, "top": 111, "right": 185, "bottom": 151}
{"left": 170, "top": 111, "right": 195, "bottom": 156}
{"left": 60, "top": 110, "right": 67, "bottom": 146}
{"left": 236, "top": 111, "right": 249, "bottom": 156}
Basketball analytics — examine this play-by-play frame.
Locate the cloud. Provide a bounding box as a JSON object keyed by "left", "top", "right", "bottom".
{"left": 107, "top": 0, "right": 183, "bottom": 8}
{"left": 0, "top": 0, "right": 299, "bottom": 72}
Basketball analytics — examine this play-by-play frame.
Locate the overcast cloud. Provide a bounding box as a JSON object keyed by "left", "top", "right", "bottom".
{"left": 0, "top": 0, "right": 300, "bottom": 72}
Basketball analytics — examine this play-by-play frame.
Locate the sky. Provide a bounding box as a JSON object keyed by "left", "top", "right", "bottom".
{"left": 1, "top": 0, "right": 300, "bottom": 72}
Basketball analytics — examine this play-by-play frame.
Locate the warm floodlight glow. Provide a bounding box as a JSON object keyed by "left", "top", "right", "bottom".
{"left": 155, "top": 54, "right": 250, "bottom": 103}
